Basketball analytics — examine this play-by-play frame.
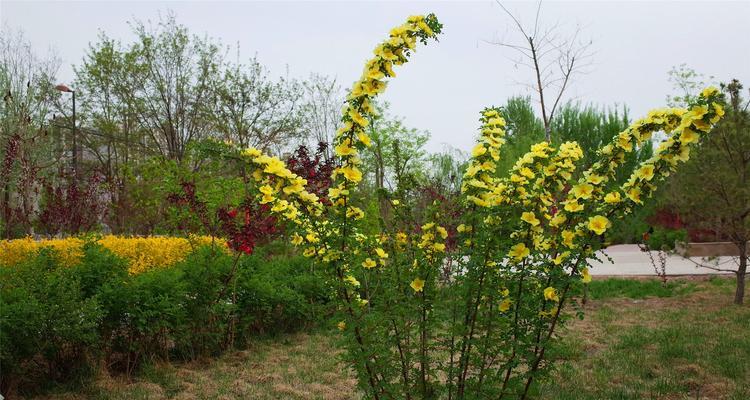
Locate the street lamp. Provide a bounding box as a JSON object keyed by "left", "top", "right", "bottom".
{"left": 55, "top": 84, "right": 77, "bottom": 176}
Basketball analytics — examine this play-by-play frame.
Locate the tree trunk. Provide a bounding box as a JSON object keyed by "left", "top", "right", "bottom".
{"left": 734, "top": 241, "right": 747, "bottom": 305}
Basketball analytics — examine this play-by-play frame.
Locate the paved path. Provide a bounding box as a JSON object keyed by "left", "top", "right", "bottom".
{"left": 589, "top": 244, "right": 737, "bottom": 276}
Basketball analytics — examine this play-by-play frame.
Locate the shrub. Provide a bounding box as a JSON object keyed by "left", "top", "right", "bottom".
{"left": 220, "top": 14, "right": 725, "bottom": 399}
{"left": 0, "top": 248, "right": 102, "bottom": 394}
{"left": 235, "top": 249, "right": 330, "bottom": 340}
{"left": 645, "top": 227, "right": 688, "bottom": 251}
{"left": 0, "top": 239, "right": 330, "bottom": 394}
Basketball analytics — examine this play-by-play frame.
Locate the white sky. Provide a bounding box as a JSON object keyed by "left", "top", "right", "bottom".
{"left": 3, "top": 1, "right": 749, "bottom": 153}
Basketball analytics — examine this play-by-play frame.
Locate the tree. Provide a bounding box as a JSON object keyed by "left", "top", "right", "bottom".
{"left": 124, "top": 13, "right": 222, "bottom": 161}
{"left": 491, "top": 1, "right": 593, "bottom": 141}
{"left": 210, "top": 57, "right": 304, "bottom": 153}
{"left": 359, "top": 102, "right": 429, "bottom": 224}
{"left": 299, "top": 73, "right": 344, "bottom": 153}
{"left": 0, "top": 28, "right": 61, "bottom": 237}
{"left": 666, "top": 80, "right": 749, "bottom": 304}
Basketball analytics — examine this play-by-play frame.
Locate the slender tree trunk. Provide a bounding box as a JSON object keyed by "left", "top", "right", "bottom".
{"left": 734, "top": 241, "right": 747, "bottom": 305}
{"left": 2, "top": 184, "right": 10, "bottom": 239}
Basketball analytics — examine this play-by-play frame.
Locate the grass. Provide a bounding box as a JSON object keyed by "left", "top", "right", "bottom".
{"left": 24, "top": 276, "right": 749, "bottom": 400}
{"left": 585, "top": 277, "right": 697, "bottom": 299}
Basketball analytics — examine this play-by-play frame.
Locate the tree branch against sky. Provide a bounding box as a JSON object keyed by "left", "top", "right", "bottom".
{"left": 490, "top": 0, "right": 594, "bottom": 142}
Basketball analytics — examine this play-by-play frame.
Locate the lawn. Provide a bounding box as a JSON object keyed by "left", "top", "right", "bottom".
{"left": 27, "top": 276, "right": 749, "bottom": 400}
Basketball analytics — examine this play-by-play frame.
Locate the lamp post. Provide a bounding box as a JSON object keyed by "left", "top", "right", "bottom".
{"left": 55, "top": 84, "right": 77, "bottom": 177}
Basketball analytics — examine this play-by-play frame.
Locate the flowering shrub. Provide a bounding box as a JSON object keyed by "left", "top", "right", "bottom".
{"left": 220, "top": 14, "right": 723, "bottom": 399}
{"left": 0, "top": 242, "right": 328, "bottom": 394}
{"left": 0, "top": 235, "right": 217, "bottom": 273}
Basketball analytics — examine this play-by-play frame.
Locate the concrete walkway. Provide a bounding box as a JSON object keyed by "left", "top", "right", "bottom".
{"left": 589, "top": 244, "right": 737, "bottom": 276}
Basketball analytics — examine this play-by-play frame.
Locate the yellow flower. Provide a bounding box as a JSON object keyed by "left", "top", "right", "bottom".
{"left": 410, "top": 277, "right": 425, "bottom": 292}
{"left": 432, "top": 243, "right": 446, "bottom": 252}
{"left": 552, "top": 251, "right": 570, "bottom": 265}
{"left": 581, "top": 267, "right": 592, "bottom": 283}
{"left": 344, "top": 275, "right": 361, "bottom": 287}
{"left": 467, "top": 195, "right": 489, "bottom": 207}
{"left": 571, "top": 183, "right": 594, "bottom": 199}
{"left": 521, "top": 211, "right": 540, "bottom": 226}
{"left": 543, "top": 287, "right": 559, "bottom": 302}
{"left": 291, "top": 233, "right": 303, "bottom": 246}
{"left": 549, "top": 213, "right": 567, "bottom": 228}
{"left": 519, "top": 167, "right": 535, "bottom": 179}
{"left": 339, "top": 166, "right": 363, "bottom": 182}
{"left": 679, "top": 128, "right": 699, "bottom": 144}
{"left": 586, "top": 174, "right": 605, "bottom": 185}
{"left": 260, "top": 193, "right": 275, "bottom": 204}
{"left": 564, "top": 200, "right": 584, "bottom": 213}
{"left": 588, "top": 215, "right": 610, "bottom": 235}
{"left": 508, "top": 243, "right": 530, "bottom": 261}
{"left": 271, "top": 200, "right": 289, "bottom": 212}
{"left": 561, "top": 230, "right": 576, "bottom": 248}
{"left": 346, "top": 206, "right": 365, "bottom": 220}
{"left": 635, "top": 164, "right": 655, "bottom": 181}
{"left": 499, "top": 298, "right": 512, "bottom": 312}
{"left": 349, "top": 108, "right": 369, "bottom": 127}
{"left": 337, "top": 321, "right": 347, "bottom": 331}
{"left": 362, "top": 258, "right": 377, "bottom": 269}
{"left": 283, "top": 182, "right": 305, "bottom": 195}
{"left": 328, "top": 186, "right": 349, "bottom": 199}
{"left": 242, "top": 147, "right": 261, "bottom": 158}
{"left": 436, "top": 226, "right": 448, "bottom": 239}
{"left": 701, "top": 86, "right": 719, "bottom": 98}
{"left": 396, "top": 232, "right": 408, "bottom": 244}
{"left": 604, "top": 192, "right": 621, "bottom": 204}
{"left": 674, "top": 146, "right": 691, "bottom": 162}
{"left": 357, "top": 132, "right": 372, "bottom": 147}
{"left": 472, "top": 144, "right": 487, "bottom": 157}
{"left": 259, "top": 185, "right": 275, "bottom": 196}
{"left": 263, "top": 157, "right": 289, "bottom": 177}
{"left": 334, "top": 138, "right": 357, "bottom": 156}
{"left": 303, "top": 247, "right": 316, "bottom": 257}
{"left": 617, "top": 131, "right": 633, "bottom": 152}
{"left": 375, "top": 247, "right": 389, "bottom": 259}
{"left": 626, "top": 187, "right": 642, "bottom": 204}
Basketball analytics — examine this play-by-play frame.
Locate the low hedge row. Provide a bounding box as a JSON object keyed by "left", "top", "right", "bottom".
{"left": 0, "top": 241, "right": 331, "bottom": 396}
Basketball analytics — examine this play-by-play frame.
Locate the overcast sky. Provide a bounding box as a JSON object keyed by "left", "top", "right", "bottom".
{"left": 3, "top": 1, "right": 749, "bottom": 152}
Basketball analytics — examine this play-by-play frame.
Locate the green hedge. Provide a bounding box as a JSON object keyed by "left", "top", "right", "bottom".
{"left": 0, "top": 242, "right": 331, "bottom": 395}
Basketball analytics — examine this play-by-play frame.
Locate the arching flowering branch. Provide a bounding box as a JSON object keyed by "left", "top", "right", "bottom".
{"left": 223, "top": 13, "right": 724, "bottom": 400}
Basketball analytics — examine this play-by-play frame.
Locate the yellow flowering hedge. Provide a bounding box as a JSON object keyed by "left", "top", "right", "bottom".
{"left": 0, "top": 235, "right": 217, "bottom": 274}
{"left": 214, "top": 13, "right": 723, "bottom": 399}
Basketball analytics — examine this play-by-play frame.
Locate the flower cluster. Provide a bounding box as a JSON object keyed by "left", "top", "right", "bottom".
{"left": 0, "top": 235, "right": 217, "bottom": 274}
{"left": 0, "top": 237, "right": 84, "bottom": 267}
{"left": 330, "top": 14, "right": 442, "bottom": 205}
{"left": 461, "top": 107, "right": 508, "bottom": 207}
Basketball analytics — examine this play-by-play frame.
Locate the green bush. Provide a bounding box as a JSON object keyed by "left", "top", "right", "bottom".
{"left": 235, "top": 252, "right": 330, "bottom": 340}
{"left": 645, "top": 228, "right": 688, "bottom": 251}
{"left": 0, "top": 241, "right": 330, "bottom": 395}
{"left": 98, "top": 264, "right": 188, "bottom": 373}
{"left": 0, "top": 248, "right": 102, "bottom": 393}
{"left": 172, "top": 245, "right": 235, "bottom": 358}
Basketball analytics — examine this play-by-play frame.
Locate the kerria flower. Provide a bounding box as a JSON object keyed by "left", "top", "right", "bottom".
{"left": 588, "top": 215, "right": 610, "bottom": 235}
{"left": 410, "top": 277, "right": 425, "bottom": 292}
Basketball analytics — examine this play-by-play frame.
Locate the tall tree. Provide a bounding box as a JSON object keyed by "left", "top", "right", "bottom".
{"left": 125, "top": 13, "right": 222, "bottom": 161}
